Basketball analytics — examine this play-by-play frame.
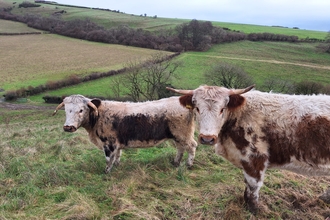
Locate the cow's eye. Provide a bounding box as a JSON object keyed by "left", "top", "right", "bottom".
{"left": 220, "top": 108, "right": 225, "bottom": 114}
{"left": 79, "top": 109, "right": 83, "bottom": 113}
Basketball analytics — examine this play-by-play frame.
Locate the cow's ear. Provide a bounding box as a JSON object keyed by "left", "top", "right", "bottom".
{"left": 228, "top": 94, "right": 245, "bottom": 110}
{"left": 91, "top": 99, "right": 101, "bottom": 108}
{"left": 179, "top": 95, "right": 194, "bottom": 109}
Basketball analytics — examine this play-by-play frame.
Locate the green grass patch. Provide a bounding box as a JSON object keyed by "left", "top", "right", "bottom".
{"left": 212, "top": 22, "right": 328, "bottom": 39}
{"left": 1, "top": 101, "right": 329, "bottom": 219}
{"left": 0, "top": 19, "right": 41, "bottom": 33}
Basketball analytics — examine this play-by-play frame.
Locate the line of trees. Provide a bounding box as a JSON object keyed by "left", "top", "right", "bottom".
{"left": 0, "top": 7, "right": 306, "bottom": 52}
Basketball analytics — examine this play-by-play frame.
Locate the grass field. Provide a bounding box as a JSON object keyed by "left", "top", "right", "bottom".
{"left": 0, "top": 107, "right": 329, "bottom": 219}
{"left": 0, "top": 19, "right": 41, "bottom": 33}
{"left": 0, "top": 34, "right": 172, "bottom": 94}
{"left": 26, "top": 40, "right": 330, "bottom": 103}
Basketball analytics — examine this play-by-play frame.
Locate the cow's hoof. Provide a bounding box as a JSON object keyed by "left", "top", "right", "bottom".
{"left": 104, "top": 167, "right": 111, "bottom": 174}
{"left": 319, "top": 189, "right": 330, "bottom": 204}
{"left": 187, "top": 164, "right": 193, "bottom": 170}
{"left": 171, "top": 160, "right": 180, "bottom": 167}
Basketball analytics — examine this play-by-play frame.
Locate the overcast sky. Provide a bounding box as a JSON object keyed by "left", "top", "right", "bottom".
{"left": 56, "top": 0, "right": 329, "bottom": 32}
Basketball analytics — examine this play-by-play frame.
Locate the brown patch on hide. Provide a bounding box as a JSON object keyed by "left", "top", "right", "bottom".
{"left": 262, "top": 115, "right": 330, "bottom": 166}
{"left": 179, "top": 95, "right": 194, "bottom": 109}
{"left": 261, "top": 122, "right": 293, "bottom": 165}
{"left": 295, "top": 115, "right": 330, "bottom": 164}
{"left": 227, "top": 94, "right": 245, "bottom": 111}
{"left": 241, "top": 153, "right": 268, "bottom": 181}
{"left": 112, "top": 113, "right": 174, "bottom": 145}
{"left": 220, "top": 118, "right": 249, "bottom": 154}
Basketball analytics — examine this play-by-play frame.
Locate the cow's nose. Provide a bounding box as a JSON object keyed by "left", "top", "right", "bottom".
{"left": 199, "top": 134, "right": 218, "bottom": 145}
{"left": 63, "top": 126, "right": 77, "bottom": 132}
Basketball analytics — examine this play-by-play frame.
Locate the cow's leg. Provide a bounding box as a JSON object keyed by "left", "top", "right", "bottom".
{"left": 243, "top": 169, "right": 266, "bottom": 215}
{"left": 114, "top": 149, "right": 122, "bottom": 166}
{"left": 103, "top": 144, "right": 117, "bottom": 174}
{"left": 173, "top": 139, "right": 197, "bottom": 168}
{"left": 185, "top": 139, "right": 197, "bottom": 168}
{"left": 173, "top": 146, "right": 184, "bottom": 167}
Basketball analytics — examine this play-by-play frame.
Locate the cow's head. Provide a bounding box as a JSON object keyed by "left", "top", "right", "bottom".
{"left": 52, "top": 95, "right": 100, "bottom": 132}
{"left": 167, "top": 85, "right": 254, "bottom": 145}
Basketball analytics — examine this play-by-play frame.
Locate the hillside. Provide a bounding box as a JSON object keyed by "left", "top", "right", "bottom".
{"left": 0, "top": 0, "right": 327, "bottom": 39}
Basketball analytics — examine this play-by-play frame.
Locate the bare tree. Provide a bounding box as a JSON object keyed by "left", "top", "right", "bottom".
{"left": 204, "top": 62, "right": 254, "bottom": 88}
{"left": 114, "top": 53, "right": 181, "bottom": 101}
{"left": 109, "top": 76, "right": 122, "bottom": 99}
{"left": 262, "top": 77, "right": 295, "bottom": 94}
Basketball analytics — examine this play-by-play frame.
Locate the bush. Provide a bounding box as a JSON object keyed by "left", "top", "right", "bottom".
{"left": 294, "top": 81, "right": 324, "bottom": 95}
{"left": 42, "top": 95, "right": 63, "bottom": 104}
{"left": 4, "top": 91, "right": 18, "bottom": 101}
{"left": 18, "top": 1, "right": 40, "bottom": 8}
{"left": 204, "top": 62, "right": 254, "bottom": 88}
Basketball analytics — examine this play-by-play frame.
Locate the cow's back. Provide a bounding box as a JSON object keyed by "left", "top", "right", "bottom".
{"left": 239, "top": 91, "right": 330, "bottom": 175}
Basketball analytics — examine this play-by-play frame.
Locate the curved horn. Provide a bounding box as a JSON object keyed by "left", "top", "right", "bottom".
{"left": 52, "top": 102, "right": 64, "bottom": 116}
{"left": 87, "top": 101, "right": 98, "bottom": 116}
{"left": 166, "top": 87, "right": 194, "bottom": 95}
{"left": 230, "top": 85, "right": 255, "bottom": 95}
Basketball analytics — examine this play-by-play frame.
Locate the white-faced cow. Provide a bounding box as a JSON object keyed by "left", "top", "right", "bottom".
{"left": 53, "top": 95, "right": 197, "bottom": 173}
{"left": 167, "top": 85, "right": 330, "bottom": 214}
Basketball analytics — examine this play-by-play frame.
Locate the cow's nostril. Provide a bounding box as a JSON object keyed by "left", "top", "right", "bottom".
{"left": 199, "top": 135, "right": 217, "bottom": 145}
{"left": 63, "top": 126, "right": 77, "bottom": 132}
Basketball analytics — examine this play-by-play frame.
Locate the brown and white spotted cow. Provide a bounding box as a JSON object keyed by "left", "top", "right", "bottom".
{"left": 53, "top": 95, "right": 197, "bottom": 173}
{"left": 167, "top": 85, "right": 330, "bottom": 214}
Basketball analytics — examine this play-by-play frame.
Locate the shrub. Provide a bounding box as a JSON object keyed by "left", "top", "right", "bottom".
{"left": 42, "top": 95, "right": 63, "bottom": 104}
{"left": 294, "top": 81, "right": 324, "bottom": 95}
{"left": 18, "top": 1, "right": 40, "bottom": 8}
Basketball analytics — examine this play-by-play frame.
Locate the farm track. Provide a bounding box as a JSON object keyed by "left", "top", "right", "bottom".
{"left": 193, "top": 54, "right": 330, "bottom": 70}
{"left": 0, "top": 102, "right": 55, "bottom": 110}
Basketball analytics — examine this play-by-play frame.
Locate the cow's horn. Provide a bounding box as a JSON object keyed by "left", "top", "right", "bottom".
{"left": 87, "top": 101, "right": 98, "bottom": 116}
{"left": 166, "top": 87, "right": 194, "bottom": 95}
{"left": 230, "top": 85, "right": 255, "bottom": 95}
{"left": 52, "top": 102, "right": 64, "bottom": 116}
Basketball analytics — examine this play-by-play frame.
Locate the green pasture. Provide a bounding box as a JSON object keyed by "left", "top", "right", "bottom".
{"left": 212, "top": 22, "right": 328, "bottom": 39}
{"left": 0, "top": 19, "right": 41, "bottom": 33}
{"left": 0, "top": 100, "right": 329, "bottom": 219}
{"left": 1, "top": 0, "right": 327, "bottom": 40}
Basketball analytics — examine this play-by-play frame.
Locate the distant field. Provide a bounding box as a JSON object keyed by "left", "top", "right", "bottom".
{"left": 1, "top": 0, "right": 327, "bottom": 40}
{"left": 0, "top": 34, "right": 172, "bottom": 93}
{"left": 0, "top": 19, "right": 41, "bottom": 33}
{"left": 31, "top": 41, "right": 330, "bottom": 103}
{"left": 212, "top": 22, "right": 328, "bottom": 40}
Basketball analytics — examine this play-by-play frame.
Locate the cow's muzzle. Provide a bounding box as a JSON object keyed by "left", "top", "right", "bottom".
{"left": 198, "top": 134, "right": 218, "bottom": 145}
{"left": 63, "top": 126, "right": 77, "bottom": 132}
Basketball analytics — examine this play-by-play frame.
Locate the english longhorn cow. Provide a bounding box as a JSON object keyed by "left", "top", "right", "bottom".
{"left": 167, "top": 85, "right": 330, "bottom": 214}
{"left": 53, "top": 95, "right": 197, "bottom": 173}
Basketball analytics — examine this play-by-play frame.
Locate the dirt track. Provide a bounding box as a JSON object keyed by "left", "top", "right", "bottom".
{"left": 0, "top": 102, "right": 55, "bottom": 110}
{"left": 198, "top": 55, "right": 330, "bottom": 70}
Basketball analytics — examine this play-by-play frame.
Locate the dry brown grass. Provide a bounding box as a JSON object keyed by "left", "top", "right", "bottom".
{"left": 0, "top": 34, "right": 172, "bottom": 91}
